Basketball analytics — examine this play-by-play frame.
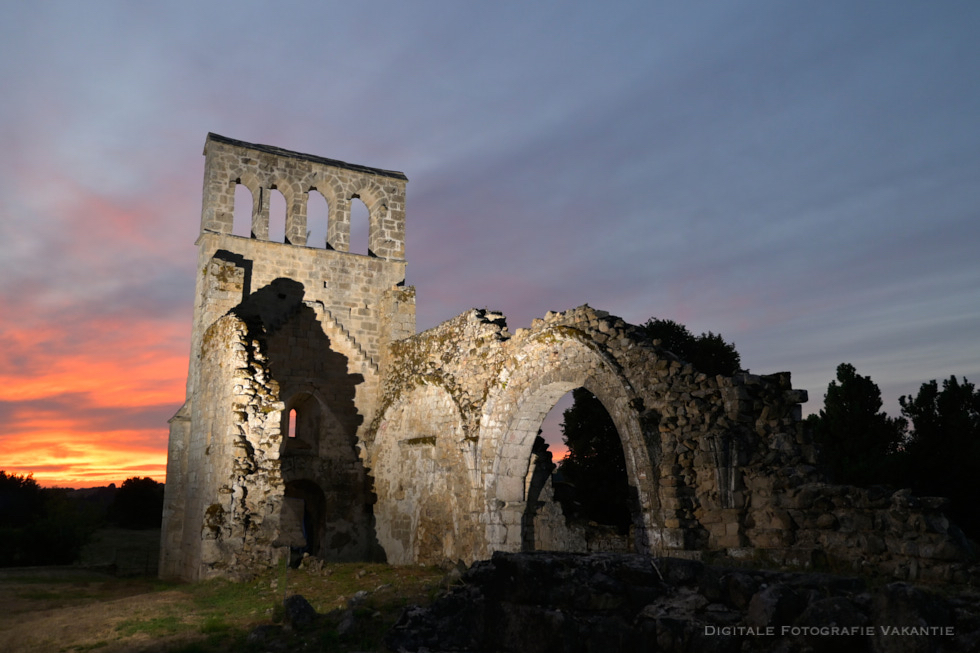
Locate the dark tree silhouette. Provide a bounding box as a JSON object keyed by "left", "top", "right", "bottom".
{"left": 555, "top": 319, "right": 740, "bottom": 532}
{"left": 899, "top": 376, "right": 980, "bottom": 539}
{"left": 807, "top": 363, "right": 907, "bottom": 486}
{"left": 108, "top": 477, "right": 165, "bottom": 529}
{"left": 0, "top": 471, "right": 99, "bottom": 566}
{"left": 558, "top": 388, "right": 631, "bottom": 532}
{"left": 0, "top": 471, "right": 43, "bottom": 528}
{"left": 641, "top": 318, "right": 741, "bottom": 376}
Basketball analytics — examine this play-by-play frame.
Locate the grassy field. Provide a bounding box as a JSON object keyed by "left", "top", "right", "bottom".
{"left": 76, "top": 528, "right": 163, "bottom": 577}
{"left": 0, "top": 559, "right": 446, "bottom": 652}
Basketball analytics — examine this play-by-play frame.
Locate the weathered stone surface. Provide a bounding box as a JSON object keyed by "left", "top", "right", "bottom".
{"left": 386, "top": 552, "right": 979, "bottom": 653}
{"left": 282, "top": 594, "right": 318, "bottom": 632}
{"left": 746, "top": 583, "right": 805, "bottom": 628}
{"left": 161, "top": 135, "right": 976, "bottom": 585}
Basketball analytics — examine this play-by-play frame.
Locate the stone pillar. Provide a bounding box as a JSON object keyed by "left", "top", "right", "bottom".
{"left": 252, "top": 187, "right": 270, "bottom": 240}
{"left": 285, "top": 192, "right": 307, "bottom": 246}
{"left": 328, "top": 198, "right": 349, "bottom": 251}
{"left": 200, "top": 154, "right": 234, "bottom": 234}
{"left": 371, "top": 198, "right": 406, "bottom": 260}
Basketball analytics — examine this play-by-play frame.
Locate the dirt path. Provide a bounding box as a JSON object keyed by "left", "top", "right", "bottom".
{"left": 0, "top": 569, "right": 195, "bottom": 653}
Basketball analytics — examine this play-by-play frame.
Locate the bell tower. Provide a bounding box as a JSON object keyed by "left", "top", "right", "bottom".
{"left": 160, "top": 134, "right": 415, "bottom": 580}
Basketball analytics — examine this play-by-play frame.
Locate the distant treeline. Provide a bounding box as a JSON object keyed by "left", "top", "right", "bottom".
{"left": 807, "top": 364, "right": 980, "bottom": 541}
{"left": 0, "top": 474, "right": 164, "bottom": 567}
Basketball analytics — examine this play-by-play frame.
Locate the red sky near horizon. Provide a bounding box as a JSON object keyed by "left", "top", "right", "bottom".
{"left": 0, "top": 162, "right": 194, "bottom": 488}
{"left": 0, "top": 314, "right": 188, "bottom": 488}
{"left": 0, "top": 314, "right": 570, "bottom": 487}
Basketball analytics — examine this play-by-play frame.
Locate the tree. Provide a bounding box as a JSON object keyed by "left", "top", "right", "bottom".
{"left": 807, "top": 363, "right": 907, "bottom": 486}
{"left": 641, "top": 318, "right": 741, "bottom": 376}
{"left": 558, "top": 388, "right": 631, "bottom": 532}
{"left": 0, "top": 471, "right": 99, "bottom": 566}
{"left": 555, "top": 318, "right": 741, "bottom": 531}
{"left": 0, "top": 471, "right": 44, "bottom": 528}
{"left": 108, "top": 477, "right": 165, "bottom": 529}
{"left": 899, "top": 376, "right": 980, "bottom": 539}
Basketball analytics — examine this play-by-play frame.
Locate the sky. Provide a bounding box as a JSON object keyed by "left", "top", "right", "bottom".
{"left": 1, "top": 1, "right": 978, "bottom": 487}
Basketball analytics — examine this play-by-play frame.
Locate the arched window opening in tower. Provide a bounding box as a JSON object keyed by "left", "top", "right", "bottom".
{"left": 232, "top": 183, "right": 253, "bottom": 237}
{"left": 268, "top": 188, "right": 287, "bottom": 243}
{"left": 350, "top": 197, "right": 369, "bottom": 255}
{"left": 306, "top": 189, "right": 328, "bottom": 248}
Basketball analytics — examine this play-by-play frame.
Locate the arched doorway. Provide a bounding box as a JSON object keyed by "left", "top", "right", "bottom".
{"left": 282, "top": 479, "right": 326, "bottom": 566}
{"left": 523, "top": 387, "right": 635, "bottom": 552}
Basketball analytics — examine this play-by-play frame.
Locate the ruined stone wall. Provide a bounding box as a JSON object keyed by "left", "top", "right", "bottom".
{"left": 366, "top": 305, "right": 750, "bottom": 563}
{"left": 162, "top": 313, "right": 288, "bottom": 580}
{"left": 365, "top": 305, "right": 974, "bottom": 578}
{"left": 163, "top": 135, "right": 974, "bottom": 583}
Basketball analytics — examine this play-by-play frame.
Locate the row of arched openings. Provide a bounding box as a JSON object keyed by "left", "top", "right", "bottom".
{"left": 232, "top": 184, "right": 370, "bottom": 254}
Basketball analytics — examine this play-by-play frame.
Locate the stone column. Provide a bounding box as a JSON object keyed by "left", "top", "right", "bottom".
{"left": 327, "top": 198, "right": 350, "bottom": 251}
{"left": 285, "top": 192, "right": 307, "bottom": 246}
{"left": 251, "top": 187, "right": 270, "bottom": 240}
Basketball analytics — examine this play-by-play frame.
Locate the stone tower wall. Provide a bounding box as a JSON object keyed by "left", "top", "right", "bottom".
{"left": 160, "top": 135, "right": 414, "bottom": 580}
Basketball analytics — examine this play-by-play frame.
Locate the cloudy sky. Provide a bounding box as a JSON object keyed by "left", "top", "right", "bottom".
{"left": 1, "top": 1, "right": 978, "bottom": 487}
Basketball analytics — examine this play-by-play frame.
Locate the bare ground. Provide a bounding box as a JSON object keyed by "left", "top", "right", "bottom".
{"left": 0, "top": 568, "right": 190, "bottom": 652}
{"left": 0, "top": 562, "right": 446, "bottom": 653}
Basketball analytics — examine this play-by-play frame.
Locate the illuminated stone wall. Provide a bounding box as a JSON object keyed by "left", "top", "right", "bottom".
{"left": 161, "top": 135, "right": 973, "bottom": 583}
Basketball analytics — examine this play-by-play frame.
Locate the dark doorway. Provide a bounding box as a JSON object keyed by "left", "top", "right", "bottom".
{"left": 284, "top": 479, "right": 326, "bottom": 566}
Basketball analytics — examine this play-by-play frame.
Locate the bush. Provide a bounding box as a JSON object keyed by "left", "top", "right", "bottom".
{"left": 108, "top": 477, "right": 165, "bottom": 529}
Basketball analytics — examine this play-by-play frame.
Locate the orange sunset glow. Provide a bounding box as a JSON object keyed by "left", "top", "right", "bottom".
{"left": 0, "top": 316, "right": 187, "bottom": 488}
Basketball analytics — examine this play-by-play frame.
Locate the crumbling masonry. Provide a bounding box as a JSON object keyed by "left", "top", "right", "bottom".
{"left": 160, "top": 134, "right": 973, "bottom": 582}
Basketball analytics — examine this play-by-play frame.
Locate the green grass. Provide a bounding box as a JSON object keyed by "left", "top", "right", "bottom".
{"left": 115, "top": 614, "right": 187, "bottom": 637}
{"left": 68, "top": 640, "right": 110, "bottom": 651}
{"left": 198, "top": 616, "right": 231, "bottom": 634}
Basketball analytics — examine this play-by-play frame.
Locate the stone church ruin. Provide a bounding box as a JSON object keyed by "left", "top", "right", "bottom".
{"left": 160, "top": 134, "right": 973, "bottom": 583}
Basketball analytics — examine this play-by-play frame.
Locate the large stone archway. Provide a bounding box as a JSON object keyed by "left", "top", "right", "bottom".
{"left": 363, "top": 307, "right": 686, "bottom": 564}
{"left": 476, "top": 330, "right": 661, "bottom": 557}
